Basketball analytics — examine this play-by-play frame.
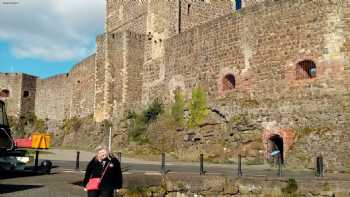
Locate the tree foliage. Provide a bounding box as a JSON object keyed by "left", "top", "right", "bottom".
{"left": 171, "top": 88, "right": 185, "bottom": 127}
{"left": 188, "top": 87, "right": 208, "bottom": 128}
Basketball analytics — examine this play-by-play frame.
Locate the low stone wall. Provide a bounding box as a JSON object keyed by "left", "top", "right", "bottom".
{"left": 120, "top": 173, "right": 350, "bottom": 197}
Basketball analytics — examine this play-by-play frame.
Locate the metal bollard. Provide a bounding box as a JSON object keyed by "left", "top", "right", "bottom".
{"left": 277, "top": 154, "right": 282, "bottom": 177}
{"left": 200, "top": 154, "right": 204, "bottom": 175}
{"left": 237, "top": 154, "right": 242, "bottom": 177}
{"left": 117, "top": 152, "right": 122, "bottom": 163}
{"left": 34, "top": 150, "right": 39, "bottom": 172}
{"left": 75, "top": 151, "right": 80, "bottom": 170}
{"left": 161, "top": 153, "right": 166, "bottom": 175}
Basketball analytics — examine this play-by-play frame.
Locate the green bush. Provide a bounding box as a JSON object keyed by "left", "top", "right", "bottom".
{"left": 171, "top": 89, "right": 185, "bottom": 127}
{"left": 188, "top": 87, "right": 208, "bottom": 128}
{"left": 127, "top": 99, "right": 163, "bottom": 144}
{"left": 127, "top": 186, "right": 149, "bottom": 197}
{"left": 8, "top": 113, "right": 47, "bottom": 137}
{"left": 61, "top": 117, "right": 82, "bottom": 134}
{"left": 281, "top": 178, "right": 298, "bottom": 196}
{"left": 128, "top": 114, "right": 148, "bottom": 144}
{"left": 143, "top": 98, "right": 163, "bottom": 124}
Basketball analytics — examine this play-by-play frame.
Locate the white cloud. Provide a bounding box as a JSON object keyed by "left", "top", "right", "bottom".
{"left": 0, "top": 0, "right": 105, "bottom": 61}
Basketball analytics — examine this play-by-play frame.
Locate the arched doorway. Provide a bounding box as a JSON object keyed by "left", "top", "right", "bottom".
{"left": 222, "top": 74, "right": 236, "bottom": 92}
{"left": 267, "top": 134, "right": 284, "bottom": 164}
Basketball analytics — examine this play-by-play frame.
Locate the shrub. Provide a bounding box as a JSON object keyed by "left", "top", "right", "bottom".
{"left": 188, "top": 87, "right": 208, "bottom": 128}
{"left": 281, "top": 178, "right": 298, "bottom": 196}
{"left": 127, "top": 186, "right": 149, "bottom": 197}
{"left": 171, "top": 89, "right": 185, "bottom": 127}
{"left": 127, "top": 99, "right": 164, "bottom": 144}
{"left": 61, "top": 117, "right": 82, "bottom": 134}
{"left": 128, "top": 114, "right": 148, "bottom": 144}
{"left": 8, "top": 113, "right": 48, "bottom": 137}
{"left": 143, "top": 99, "right": 163, "bottom": 124}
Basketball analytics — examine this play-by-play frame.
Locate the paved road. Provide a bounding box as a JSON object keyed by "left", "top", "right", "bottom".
{"left": 2, "top": 149, "right": 350, "bottom": 196}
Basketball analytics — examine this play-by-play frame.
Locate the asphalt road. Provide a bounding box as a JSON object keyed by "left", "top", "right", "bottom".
{"left": 47, "top": 159, "right": 328, "bottom": 179}
{"left": 2, "top": 159, "right": 350, "bottom": 197}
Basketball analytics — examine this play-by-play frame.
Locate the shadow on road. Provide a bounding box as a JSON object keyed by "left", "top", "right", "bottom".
{"left": 71, "top": 180, "right": 83, "bottom": 187}
{"left": 0, "top": 170, "right": 58, "bottom": 179}
{"left": 0, "top": 184, "right": 43, "bottom": 194}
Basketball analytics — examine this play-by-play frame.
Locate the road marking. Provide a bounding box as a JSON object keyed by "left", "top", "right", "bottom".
{"left": 144, "top": 171, "right": 161, "bottom": 175}
{"left": 62, "top": 170, "right": 85, "bottom": 173}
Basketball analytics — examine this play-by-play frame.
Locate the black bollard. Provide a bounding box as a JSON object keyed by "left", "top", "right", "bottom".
{"left": 200, "top": 154, "right": 204, "bottom": 175}
{"left": 117, "top": 152, "right": 122, "bottom": 163}
{"left": 161, "top": 153, "right": 166, "bottom": 175}
{"left": 75, "top": 151, "right": 80, "bottom": 170}
{"left": 277, "top": 154, "right": 282, "bottom": 177}
{"left": 34, "top": 150, "right": 39, "bottom": 172}
{"left": 237, "top": 154, "right": 242, "bottom": 177}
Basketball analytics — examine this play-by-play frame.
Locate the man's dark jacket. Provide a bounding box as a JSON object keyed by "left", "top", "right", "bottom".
{"left": 83, "top": 156, "right": 123, "bottom": 190}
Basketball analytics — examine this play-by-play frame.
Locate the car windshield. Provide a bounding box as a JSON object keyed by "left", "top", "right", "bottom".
{"left": 0, "top": 102, "right": 9, "bottom": 126}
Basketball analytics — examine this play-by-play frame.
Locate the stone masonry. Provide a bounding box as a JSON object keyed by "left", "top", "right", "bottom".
{"left": 1, "top": 0, "right": 350, "bottom": 168}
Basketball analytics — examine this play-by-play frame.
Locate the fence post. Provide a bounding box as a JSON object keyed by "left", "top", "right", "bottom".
{"left": 75, "top": 151, "right": 80, "bottom": 170}
{"left": 200, "top": 154, "right": 204, "bottom": 175}
{"left": 161, "top": 153, "right": 166, "bottom": 175}
{"left": 237, "top": 154, "right": 243, "bottom": 177}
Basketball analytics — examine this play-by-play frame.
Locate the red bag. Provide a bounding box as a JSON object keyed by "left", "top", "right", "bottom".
{"left": 85, "top": 178, "right": 101, "bottom": 190}
{"left": 85, "top": 161, "right": 110, "bottom": 191}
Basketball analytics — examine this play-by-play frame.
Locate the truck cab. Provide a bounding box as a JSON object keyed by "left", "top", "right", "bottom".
{"left": 0, "top": 100, "right": 14, "bottom": 152}
{"left": 0, "top": 100, "right": 52, "bottom": 173}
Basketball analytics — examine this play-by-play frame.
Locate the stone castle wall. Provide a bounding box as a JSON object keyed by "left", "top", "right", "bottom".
{"left": 1, "top": 0, "right": 350, "bottom": 168}
{"left": 20, "top": 74, "right": 37, "bottom": 115}
{"left": 35, "top": 74, "right": 71, "bottom": 121}
{"left": 35, "top": 55, "right": 96, "bottom": 121}
{"left": 107, "top": 0, "right": 148, "bottom": 34}
{"left": 141, "top": 0, "right": 349, "bottom": 168}
{"left": 0, "top": 73, "right": 34, "bottom": 117}
{"left": 69, "top": 54, "right": 96, "bottom": 118}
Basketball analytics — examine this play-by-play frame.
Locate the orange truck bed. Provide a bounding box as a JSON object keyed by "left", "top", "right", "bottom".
{"left": 15, "top": 133, "right": 50, "bottom": 149}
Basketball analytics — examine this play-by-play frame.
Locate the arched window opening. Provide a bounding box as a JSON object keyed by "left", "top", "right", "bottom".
{"left": 296, "top": 60, "right": 316, "bottom": 80}
{"left": 222, "top": 74, "right": 236, "bottom": 91}
{"left": 0, "top": 89, "right": 10, "bottom": 97}
{"left": 23, "top": 91, "right": 29, "bottom": 98}
{"left": 187, "top": 4, "right": 191, "bottom": 15}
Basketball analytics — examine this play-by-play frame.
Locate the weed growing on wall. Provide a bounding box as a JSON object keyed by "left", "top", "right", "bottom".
{"left": 171, "top": 89, "right": 185, "bottom": 128}
{"left": 281, "top": 178, "right": 298, "bottom": 196}
{"left": 61, "top": 116, "right": 82, "bottom": 135}
{"left": 127, "top": 99, "right": 164, "bottom": 144}
{"left": 188, "top": 87, "right": 208, "bottom": 128}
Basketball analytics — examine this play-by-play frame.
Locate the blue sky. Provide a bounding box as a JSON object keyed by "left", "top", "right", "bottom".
{"left": 0, "top": 0, "right": 105, "bottom": 78}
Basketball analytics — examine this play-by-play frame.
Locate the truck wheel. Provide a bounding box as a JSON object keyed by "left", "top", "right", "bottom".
{"left": 40, "top": 160, "right": 52, "bottom": 174}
